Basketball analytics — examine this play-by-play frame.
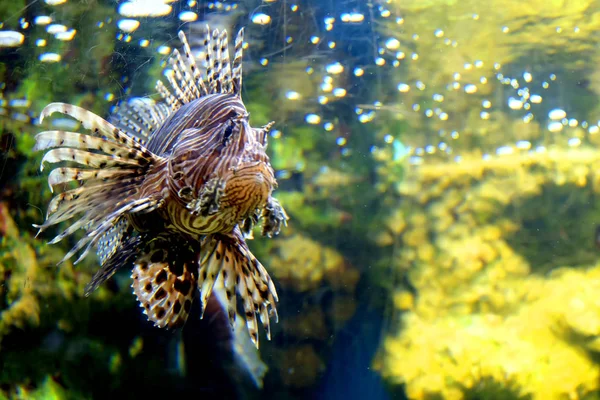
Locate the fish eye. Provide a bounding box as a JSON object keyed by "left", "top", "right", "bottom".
{"left": 222, "top": 120, "right": 236, "bottom": 145}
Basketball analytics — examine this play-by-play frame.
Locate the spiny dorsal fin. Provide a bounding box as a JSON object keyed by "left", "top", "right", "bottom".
{"left": 110, "top": 98, "right": 170, "bottom": 146}
{"left": 156, "top": 26, "right": 245, "bottom": 113}
{"left": 232, "top": 27, "right": 244, "bottom": 95}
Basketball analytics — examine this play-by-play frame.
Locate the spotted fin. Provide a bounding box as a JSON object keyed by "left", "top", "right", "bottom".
{"left": 199, "top": 227, "right": 278, "bottom": 348}
{"left": 34, "top": 103, "right": 165, "bottom": 266}
{"left": 131, "top": 237, "right": 198, "bottom": 329}
{"left": 157, "top": 26, "right": 244, "bottom": 113}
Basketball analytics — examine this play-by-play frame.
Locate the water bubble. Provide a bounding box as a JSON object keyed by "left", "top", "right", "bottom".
{"left": 397, "top": 83, "right": 410, "bottom": 92}
{"left": 523, "top": 72, "right": 533, "bottom": 83}
{"left": 310, "top": 36, "right": 320, "bottom": 44}
{"left": 434, "top": 29, "right": 444, "bottom": 38}
{"left": 326, "top": 62, "right": 344, "bottom": 74}
{"left": 508, "top": 97, "right": 523, "bottom": 110}
{"left": 305, "top": 114, "right": 321, "bottom": 124}
{"left": 568, "top": 138, "right": 581, "bottom": 147}
{"left": 157, "top": 45, "right": 170, "bottom": 55}
{"left": 340, "top": 13, "right": 364, "bottom": 23}
{"left": 385, "top": 38, "right": 400, "bottom": 50}
{"left": 354, "top": 67, "right": 364, "bottom": 77}
{"left": 530, "top": 94, "right": 542, "bottom": 103}
{"left": 547, "top": 121, "right": 563, "bottom": 132}
{"left": 0, "top": 31, "right": 24, "bottom": 48}
{"left": 464, "top": 84, "right": 477, "bottom": 94}
{"left": 47, "top": 24, "right": 67, "bottom": 34}
{"left": 39, "top": 52, "right": 61, "bottom": 63}
{"left": 118, "top": 19, "right": 140, "bottom": 32}
{"left": 179, "top": 11, "right": 198, "bottom": 22}
{"left": 285, "top": 91, "right": 300, "bottom": 100}
{"left": 333, "top": 88, "right": 347, "bottom": 97}
{"left": 496, "top": 146, "right": 514, "bottom": 156}
{"left": 252, "top": 13, "right": 271, "bottom": 25}
{"left": 119, "top": 0, "right": 172, "bottom": 17}
{"left": 34, "top": 16, "right": 52, "bottom": 25}
{"left": 548, "top": 109, "right": 567, "bottom": 120}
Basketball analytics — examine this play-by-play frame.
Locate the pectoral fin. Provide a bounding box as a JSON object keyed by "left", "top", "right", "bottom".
{"left": 198, "top": 227, "right": 278, "bottom": 348}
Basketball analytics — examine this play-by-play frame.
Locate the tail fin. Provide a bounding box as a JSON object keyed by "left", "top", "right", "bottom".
{"left": 35, "top": 103, "right": 165, "bottom": 266}
{"left": 198, "top": 227, "right": 278, "bottom": 348}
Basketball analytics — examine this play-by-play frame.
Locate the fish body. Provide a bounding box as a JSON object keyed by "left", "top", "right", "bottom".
{"left": 34, "top": 27, "right": 288, "bottom": 348}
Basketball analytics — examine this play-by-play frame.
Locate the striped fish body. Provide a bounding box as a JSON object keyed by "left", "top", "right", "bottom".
{"left": 35, "top": 27, "right": 288, "bottom": 349}
{"left": 138, "top": 93, "right": 276, "bottom": 236}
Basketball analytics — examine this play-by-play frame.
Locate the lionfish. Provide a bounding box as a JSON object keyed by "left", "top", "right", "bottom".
{"left": 33, "top": 26, "right": 288, "bottom": 348}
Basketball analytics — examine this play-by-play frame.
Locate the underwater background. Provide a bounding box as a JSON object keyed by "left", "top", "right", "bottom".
{"left": 2, "top": 0, "right": 600, "bottom": 399}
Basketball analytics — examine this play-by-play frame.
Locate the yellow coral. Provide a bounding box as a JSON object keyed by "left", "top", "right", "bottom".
{"left": 0, "top": 203, "right": 89, "bottom": 349}
{"left": 376, "top": 138, "right": 600, "bottom": 398}
{"left": 267, "top": 232, "right": 358, "bottom": 292}
{"left": 379, "top": 266, "right": 600, "bottom": 400}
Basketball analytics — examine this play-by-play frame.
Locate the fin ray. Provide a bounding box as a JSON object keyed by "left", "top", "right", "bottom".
{"left": 199, "top": 227, "right": 278, "bottom": 348}
{"left": 131, "top": 237, "right": 198, "bottom": 329}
